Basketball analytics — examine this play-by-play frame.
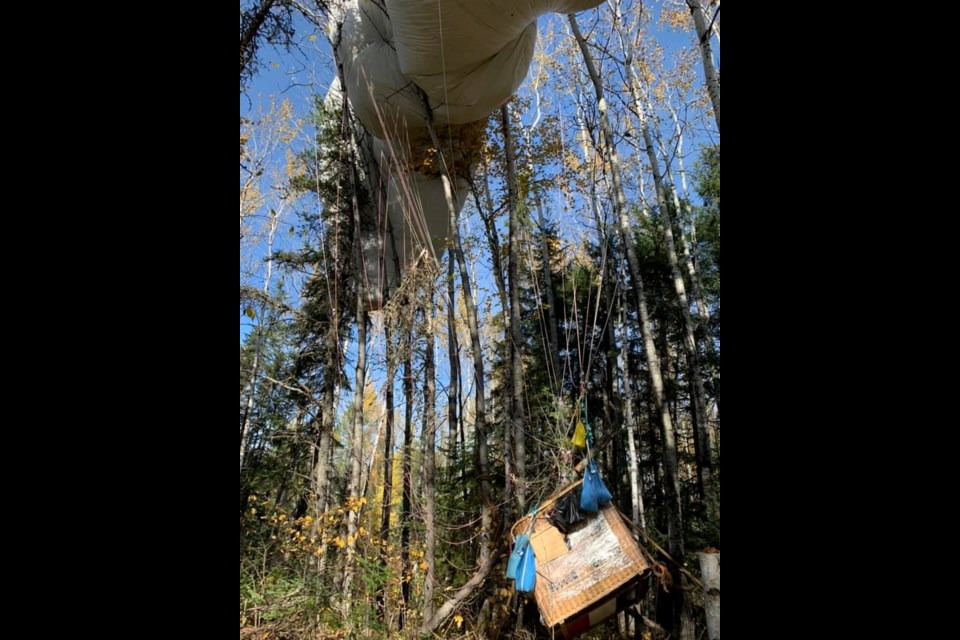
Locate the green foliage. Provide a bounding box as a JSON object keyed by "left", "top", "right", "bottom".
{"left": 283, "top": 97, "right": 370, "bottom": 396}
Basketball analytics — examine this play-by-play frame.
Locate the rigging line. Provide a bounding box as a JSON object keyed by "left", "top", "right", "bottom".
{"left": 434, "top": 0, "right": 457, "bottom": 179}
{"left": 526, "top": 244, "right": 562, "bottom": 400}
{"left": 521, "top": 104, "right": 563, "bottom": 403}
{"left": 583, "top": 275, "right": 621, "bottom": 388}
{"left": 582, "top": 220, "right": 609, "bottom": 385}
{"left": 582, "top": 174, "right": 620, "bottom": 387}
{"left": 358, "top": 70, "right": 434, "bottom": 264}
{"left": 581, "top": 170, "right": 606, "bottom": 390}
{"left": 571, "top": 261, "right": 584, "bottom": 387}
{"left": 554, "top": 102, "right": 577, "bottom": 391}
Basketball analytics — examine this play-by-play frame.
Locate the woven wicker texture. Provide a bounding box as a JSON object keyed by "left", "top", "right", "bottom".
{"left": 512, "top": 485, "right": 648, "bottom": 628}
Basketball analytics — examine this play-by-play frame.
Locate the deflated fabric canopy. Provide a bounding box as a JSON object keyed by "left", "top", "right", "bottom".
{"left": 335, "top": 0, "right": 602, "bottom": 308}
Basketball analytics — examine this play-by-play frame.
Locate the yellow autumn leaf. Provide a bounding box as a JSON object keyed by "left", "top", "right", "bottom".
{"left": 454, "top": 614, "right": 463, "bottom": 629}
{"left": 419, "top": 560, "right": 429, "bottom": 570}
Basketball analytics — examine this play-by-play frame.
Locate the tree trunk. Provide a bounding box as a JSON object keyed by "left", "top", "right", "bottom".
{"left": 666, "top": 101, "right": 711, "bottom": 327}
{"left": 240, "top": 206, "right": 279, "bottom": 472}
{"left": 447, "top": 247, "right": 460, "bottom": 473}
{"left": 625, "top": 48, "right": 716, "bottom": 520}
{"left": 399, "top": 332, "right": 413, "bottom": 630}
{"left": 698, "top": 552, "right": 721, "bottom": 640}
{"left": 619, "top": 304, "right": 645, "bottom": 530}
{"left": 239, "top": 0, "right": 278, "bottom": 80}
{"left": 475, "top": 157, "right": 508, "bottom": 312}
{"left": 377, "top": 324, "right": 396, "bottom": 621}
{"left": 535, "top": 192, "right": 562, "bottom": 394}
{"left": 686, "top": 0, "right": 721, "bottom": 132}
{"left": 471, "top": 157, "right": 513, "bottom": 506}
{"left": 239, "top": 338, "right": 262, "bottom": 472}
{"left": 314, "top": 380, "right": 335, "bottom": 519}
{"left": 441, "top": 169, "right": 494, "bottom": 527}
{"left": 418, "top": 112, "right": 497, "bottom": 638}
{"left": 666, "top": 100, "right": 720, "bottom": 443}
{"left": 569, "top": 12, "right": 685, "bottom": 632}
{"left": 422, "top": 285, "right": 437, "bottom": 622}
{"left": 471, "top": 156, "right": 514, "bottom": 506}
{"left": 502, "top": 106, "right": 526, "bottom": 513}
{"left": 341, "top": 211, "right": 368, "bottom": 620}
{"left": 519, "top": 100, "right": 562, "bottom": 404}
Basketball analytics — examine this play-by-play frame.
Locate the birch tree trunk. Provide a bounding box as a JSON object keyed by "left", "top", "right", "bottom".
{"left": 569, "top": 12, "right": 686, "bottom": 632}
{"left": 666, "top": 100, "right": 711, "bottom": 327}
{"left": 422, "top": 285, "right": 437, "bottom": 622}
{"left": 686, "top": 0, "right": 721, "bottom": 132}
{"left": 502, "top": 105, "right": 526, "bottom": 513}
{"left": 471, "top": 157, "right": 513, "bottom": 505}
{"left": 419, "top": 115, "right": 498, "bottom": 636}
{"left": 440, "top": 170, "right": 494, "bottom": 529}
{"left": 475, "top": 157, "right": 508, "bottom": 312}
{"left": 377, "top": 323, "right": 396, "bottom": 622}
{"left": 240, "top": 205, "right": 280, "bottom": 472}
{"left": 610, "top": 0, "right": 716, "bottom": 520}
{"left": 471, "top": 155, "right": 513, "bottom": 505}
{"left": 399, "top": 330, "right": 413, "bottom": 630}
{"left": 341, "top": 203, "right": 368, "bottom": 620}
{"left": 698, "top": 551, "right": 721, "bottom": 640}
{"left": 447, "top": 247, "right": 459, "bottom": 471}
{"left": 619, "top": 303, "right": 645, "bottom": 530}
{"left": 314, "top": 379, "right": 335, "bottom": 519}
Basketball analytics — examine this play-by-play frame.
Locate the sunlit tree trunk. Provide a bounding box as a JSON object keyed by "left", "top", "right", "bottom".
{"left": 502, "top": 106, "right": 526, "bottom": 513}
{"left": 399, "top": 327, "right": 413, "bottom": 630}
{"left": 418, "top": 115, "right": 498, "bottom": 636}
{"left": 569, "top": 12, "right": 685, "bottom": 633}
{"left": 619, "top": 302, "right": 645, "bottom": 530}
{"left": 666, "top": 100, "right": 711, "bottom": 327}
{"left": 240, "top": 205, "right": 280, "bottom": 472}
{"left": 422, "top": 284, "right": 437, "bottom": 622}
{"left": 698, "top": 551, "right": 721, "bottom": 640}
{"left": 615, "top": 13, "right": 716, "bottom": 517}
{"left": 686, "top": 0, "right": 721, "bottom": 132}
{"left": 341, "top": 177, "right": 368, "bottom": 621}
{"left": 314, "top": 379, "right": 334, "bottom": 515}
{"left": 446, "top": 248, "right": 459, "bottom": 473}
{"left": 377, "top": 322, "right": 396, "bottom": 622}
{"left": 471, "top": 156, "right": 513, "bottom": 505}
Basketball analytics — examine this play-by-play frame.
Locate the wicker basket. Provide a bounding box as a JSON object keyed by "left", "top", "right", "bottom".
{"left": 511, "top": 482, "right": 649, "bottom": 631}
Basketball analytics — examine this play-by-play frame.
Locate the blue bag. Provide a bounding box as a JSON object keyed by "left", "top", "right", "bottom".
{"left": 505, "top": 533, "right": 529, "bottom": 579}
{"left": 515, "top": 542, "right": 536, "bottom": 593}
{"left": 580, "top": 461, "right": 613, "bottom": 512}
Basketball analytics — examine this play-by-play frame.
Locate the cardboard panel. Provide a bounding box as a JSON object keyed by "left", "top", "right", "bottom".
{"left": 530, "top": 523, "right": 569, "bottom": 564}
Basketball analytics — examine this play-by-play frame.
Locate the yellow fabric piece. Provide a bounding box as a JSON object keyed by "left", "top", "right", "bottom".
{"left": 571, "top": 421, "right": 587, "bottom": 448}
